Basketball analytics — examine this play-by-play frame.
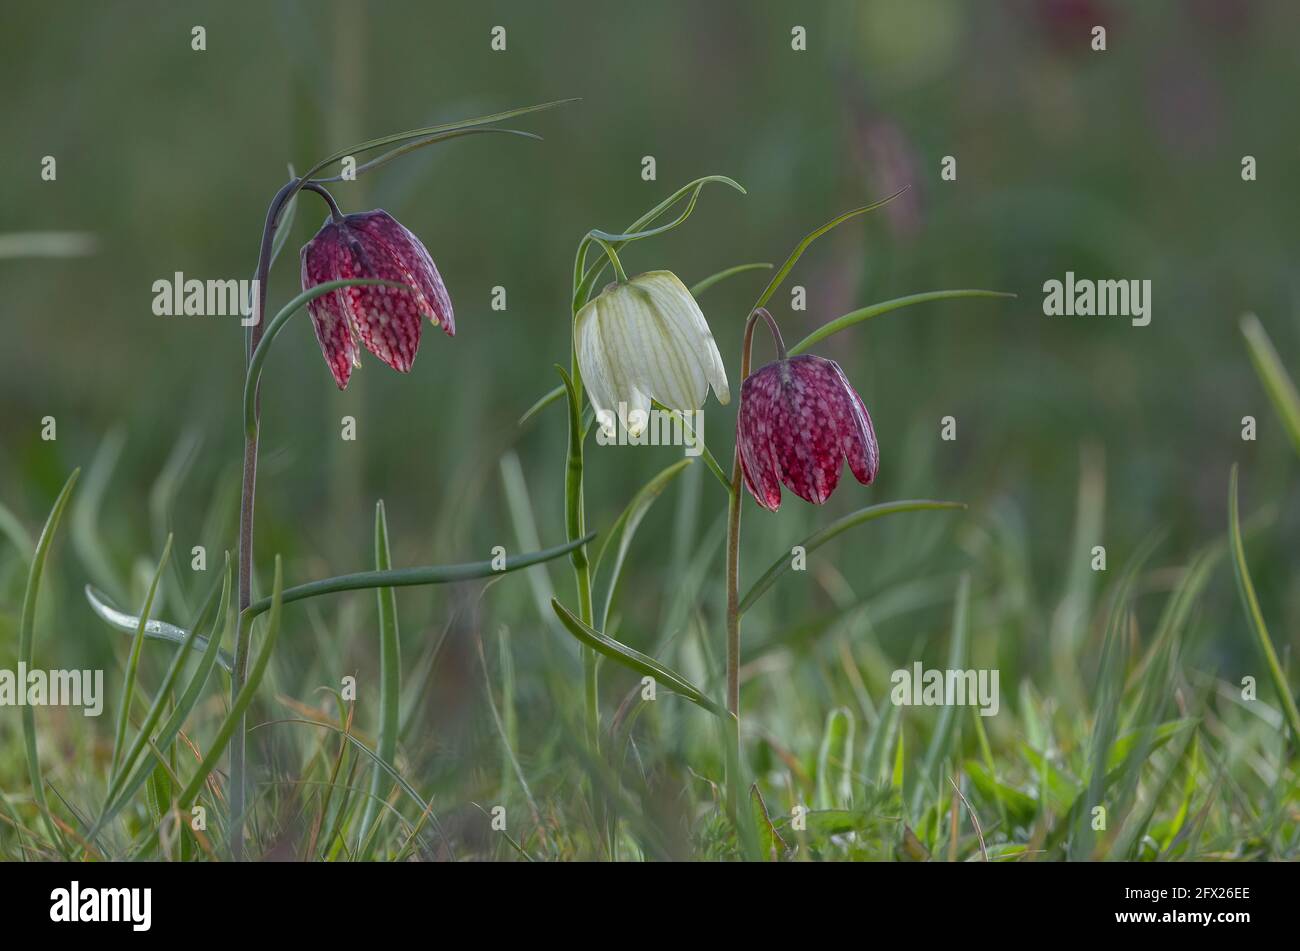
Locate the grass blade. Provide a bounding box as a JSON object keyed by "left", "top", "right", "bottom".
{"left": 1240, "top": 312, "right": 1300, "bottom": 458}
{"left": 358, "top": 501, "right": 402, "bottom": 847}
{"left": 593, "top": 458, "right": 693, "bottom": 630}
{"left": 690, "top": 262, "right": 773, "bottom": 298}
{"left": 176, "top": 555, "right": 283, "bottom": 857}
{"left": 0, "top": 499, "right": 34, "bottom": 561}
{"left": 101, "top": 567, "right": 226, "bottom": 813}
{"left": 92, "top": 557, "right": 234, "bottom": 838}
{"left": 242, "top": 532, "right": 595, "bottom": 620}
{"left": 18, "top": 469, "right": 79, "bottom": 859}
{"left": 739, "top": 500, "right": 964, "bottom": 614}
{"left": 110, "top": 534, "right": 173, "bottom": 781}
{"left": 85, "top": 585, "right": 234, "bottom": 672}
{"left": 914, "top": 574, "right": 970, "bottom": 814}
{"left": 788, "top": 290, "right": 1016, "bottom": 356}
{"left": 1228, "top": 464, "right": 1300, "bottom": 745}
{"left": 551, "top": 599, "right": 723, "bottom": 716}
{"left": 753, "top": 191, "right": 906, "bottom": 311}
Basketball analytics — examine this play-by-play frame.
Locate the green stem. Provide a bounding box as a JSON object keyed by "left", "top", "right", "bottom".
{"left": 723, "top": 310, "right": 778, "bottom": 857}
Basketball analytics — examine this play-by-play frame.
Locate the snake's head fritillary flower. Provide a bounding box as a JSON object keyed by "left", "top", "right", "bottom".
{"left": 737, "top": 353, "right": 879, "bottom": 511}
{"left": 575, "top": 270, "right": 729, "bottom": 437}
{"left": 300, "top": 209, "right": 454, "bottom": 389}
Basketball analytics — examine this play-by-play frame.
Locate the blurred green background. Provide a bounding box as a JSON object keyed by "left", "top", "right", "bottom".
{"left": 2, "top": 1, "right": 1298, "bottom": 858}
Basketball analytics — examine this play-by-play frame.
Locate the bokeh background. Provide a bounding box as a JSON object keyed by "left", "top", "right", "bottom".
{"left": 2, "top": 1, "right": 1298, "bottom": 858}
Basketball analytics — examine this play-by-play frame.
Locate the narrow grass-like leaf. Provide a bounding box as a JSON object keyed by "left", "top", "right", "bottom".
{"left": 299, "top": 99, "right": 577, "bottom": 182}
{"left": 251, "top": 719, "right": 438, "bottom": 848}
{"left": 753, "top": 191, "right": 905, "bottom": 311}
{"left": 101, "top": 569, "right": 225, "bottom": 811}
{"left": 85, "top": 585, "right": 234, "bottom": 672}
{"left": 690, "top": 262, "right": 773, "bottom": 298}
{"left": 266, "top": 165, "right": 299, "bottom": 270}
{"left": 739, "top": 500, "right": 964, "bottom": 614}
{"left": 311, "top": 128, "right": 541, "bottom": 184}
{"left": 176, "top": 556, "right": 283, "bottom": 849}
{"left": 1228, "top": 464, "right": 1300, "bottom": 745}
{"left": 358, "top": 501, "right": 401, "bottom": 846}
{"left": 72, "top": 430, "right": 124, "bottom": 599}
{"left": 92, "top": 557, "right": 233, "bottom": 837}
{"left": 649, "top": 401, "right": 731, "bottom": 492}
{"left": 242, "top": 532, "right": 595, "bottom": 620}
{"left": 1240, "top": 313, "right": 1300, "bottom": 458}
{"left": 18, "top": 469, "right": 79, "bottom": 858}
{"left": 0, "top": 500, "right": 33, "bottom": 561}
{"left": 914, "top": 574, "right": 970, "bottom": 814}
{"left": 574, "top": 175, "right": 745, "bottom": 308}
{"left": 111, "top": 534, "right": 173, "bottom": 781}
{"left": 788, "top": 290, "right": 1016, "bottom": 356}
{"left": 815, "top": 707, "right": 855, "bottom": 810}
{"left": 517, "top": 384, "right": 564, "bottom": 427}
{"left": 750, "top": 784, "right": 787, "bottom": 861}
{"left": 551, "top": 599, "right": 723, "bottom": 716}
{"left": 593, "top": 458, "right": 692, "bottom": 629}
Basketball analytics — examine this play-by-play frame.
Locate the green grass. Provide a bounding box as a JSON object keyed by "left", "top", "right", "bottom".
{"left": 1, "top": 418, "right": 1297, "bottom": 861}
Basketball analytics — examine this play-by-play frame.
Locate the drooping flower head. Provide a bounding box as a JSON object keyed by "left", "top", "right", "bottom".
{"left": 737, "top": 349, "right": 879, "bottom": 512}
{"left": 300, "top": 209, "right": 453, "bottom": 389}
{"left": 575, "top": 270, "right": 729, "bottom": 436}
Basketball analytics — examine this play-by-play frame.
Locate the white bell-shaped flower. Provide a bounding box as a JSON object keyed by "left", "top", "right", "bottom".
{"left": 575, "top": 270, "right": 730, "bottom": 437}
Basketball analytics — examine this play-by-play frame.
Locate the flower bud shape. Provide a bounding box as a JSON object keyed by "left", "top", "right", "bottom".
{"left": 575, "top": 271, "right": 729, "bottom": 437}
{"left": 300, "top": 209, "right": 454, "bottom": 389}
{"left": 737, "top": 354, "right": 879, "bottom": 511}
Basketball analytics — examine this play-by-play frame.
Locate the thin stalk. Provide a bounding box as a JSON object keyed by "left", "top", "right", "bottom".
{"left": 231, "top": 176, "right": 299, "bottom": 860}
{"left": 723, "top": 309, "right": 783, "bottom": 854}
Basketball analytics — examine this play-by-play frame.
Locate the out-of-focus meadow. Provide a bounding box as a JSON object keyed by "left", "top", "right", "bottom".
{"left": 1, "top": 0, "right": 1298, "bottom": 860}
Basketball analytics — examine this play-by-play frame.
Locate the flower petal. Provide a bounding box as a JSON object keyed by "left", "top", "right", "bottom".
{"left": 301, "top": 230, "right": 360, "bottom": 389}
{"left": 347, "top": 210, "right": 455, "bottom": 336}
{"left": 627, "top": 272, "right": 727, "bottom": 409}
{"left": 737, "top": 364, "right": 785, "bottom": 511}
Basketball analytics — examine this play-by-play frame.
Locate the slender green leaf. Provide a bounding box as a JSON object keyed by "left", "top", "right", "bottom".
{"left": 550, "top": 599, "right": 723, "bottom": 716}
{"left": 816, "top": 707, "right": 856, "bottom": 810}
{"left": 753, "top": 191, "right": 905, "bottom": 311}
{"left": 18, "top": 469, "right": 79, "bottom": 858}
{"left": 914, "top": 574, "right": 970, "bottom": 814}
{"left": 85, "top": 585, "right": 234, "bottom": 672}
{"left": 788, "top": 290, "right": 1016, "bottom": 356}
{"left": 0, "top": 499, "right": 33, "bottom": 561}
{"left": 267, "top": 164, "right": 299, "bottom": 270}
{"left": 517, "top": 384, "right": 564, "bottom": 426}
{"left": 593, "top": 458, "right": 693, "bottom": 629}
{"left": 739, "top": 500, "right": 964, "bottom": 614}
{"left": 111, "top": 535, "right": 173, "bottom": 781}
{"left": 242, "top": 532, "right": 595, "bottom": 620}
{"left": 311, "top": 128, "right": 541, "bottom": 184}
{"left": 358, "top": 501, "right": 402, "bottom": 846}
{"left": 299, "top": 99, "right": 577, "bottom": 182}
{"left": 690, "top": 262, "right": 773, "bottom": 297}
{"left": 92, "top": 557, "right": 233, "bottom": 837}
{"left": 1240, "top": 312, "right": 1300, "bottom": 458}
{"left": 1228, "top": 464, "right": 1300, "bottom": 745}
{"left": 176, "top": 556, "right": 283, "bottom": 842}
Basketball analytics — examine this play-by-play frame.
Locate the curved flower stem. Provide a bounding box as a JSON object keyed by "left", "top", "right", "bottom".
{"left": 231, "top": 177, "right": 297, "bottom": 859}
{"left": 301, "top": 181, "right": 345, "bottom": 223}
